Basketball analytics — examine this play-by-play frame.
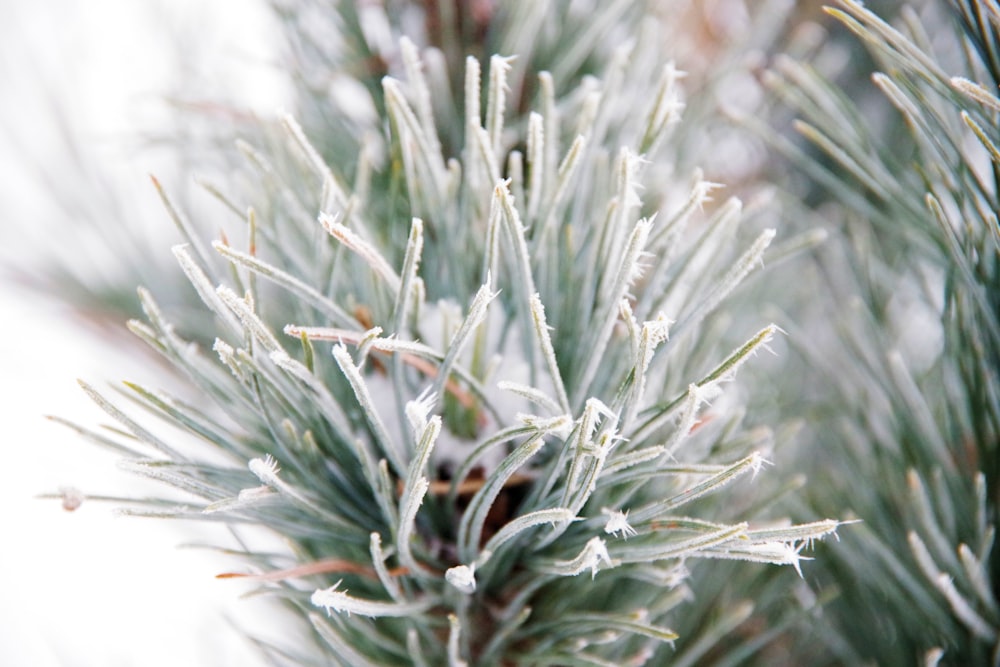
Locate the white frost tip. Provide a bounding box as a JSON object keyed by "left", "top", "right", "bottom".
{"left": 553, "top": 536, "right": 615, "bottom": 579}
{"left": 519, "top": 413, "right": 572, "bottom": 436}
{"left": 643, "top": 313, "right": 672, "bottom": 344}
{"left": 311, "top": 580, "right": 432, "bottom": 618}
{"left": 445, "top": 564, "right": 477, "bottom": 594}
{"left": 752, "top": 541, "right": 812, "bottom": 578}
{"left": 405, "top": 387, "right": 437, "bottom": 435}
{"left": 619, "top": 148, "right": 647, "bottom": 209}
{"left": 311, "top": 580, "right": 350, "bottom": 615}
{"left": 584, "top": 397, "right": 617, "bottom": 421}
{"left": 547, "top": 535, "right": 617, "bottom": 578}
{"left": 583, "top": 537, "right": 615, "bottom": 578}
{"left": 748, "top": 451, "right": 772, "bottom": 479}
{"left": 249, "top": 454, "right": 281, "bottom": 485}
{"left": 587, "top": 430, "right": 625, "bottom": 462}
{"left": 663, "top": 61, "right": 687, "bottom": 87}
{"left": 778, "top": 542, "right": 809, "bottom": 578}
{"left": 213, "top": 338, "right": 234, "bottom": 356}
{"left": 489, "top": 54, "right": 515, "bottom": 79}
{"left": 691, "top": 178, "right": 724, "bottom": 210}
{"left": 691, "top": 382, "right": 721, "bottom": 407}
{"left": 602, "top": 508, "right": 638, "bottom": 539}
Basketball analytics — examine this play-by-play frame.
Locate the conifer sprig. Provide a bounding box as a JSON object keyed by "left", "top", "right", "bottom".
{"left": 59, "top": 30, "right": 840, "bottom": 664}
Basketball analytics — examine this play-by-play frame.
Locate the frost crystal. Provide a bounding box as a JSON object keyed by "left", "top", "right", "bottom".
{"left": 602, "top": 508, "right": 638, "bottom": 539}
{"left": 644, "top": 313, "right": 672, "bottom": 345}
{"left": 249, "top": 454, "right": 281, "bottom": 485}
{"left": 579, "top": 537, "right": 615, "bottom": 578}
{"left": 405, "top": 387, "right": 437, "bottom": 436}
{"left": 587, "top": 538, "right": 615, "bottom": 578}
{"left": 745, "top": 541, "right": 810, "bottom": 578}
{"left": 748, "top": 451, "right": 772, "bottom": 479}
{"left": 311, "top": 580, "right": 352, "bottom": 615}
{"left": 691, "top": 177, "right": 723, "bottom": 210}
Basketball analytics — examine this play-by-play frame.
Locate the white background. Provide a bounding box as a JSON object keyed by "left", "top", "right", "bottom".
{"left": 0, "top": 2, "right": 298, "bottom": 664}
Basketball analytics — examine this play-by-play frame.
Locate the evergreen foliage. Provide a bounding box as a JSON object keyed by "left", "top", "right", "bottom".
{"left": 761, "top": 0, "right": 1000, "bottom": 663}
{"left": 25, "top": 0, "right": 1000, "bottom": 664}
{"left": 41, "top": 2, "right": 843, "bottom": 664}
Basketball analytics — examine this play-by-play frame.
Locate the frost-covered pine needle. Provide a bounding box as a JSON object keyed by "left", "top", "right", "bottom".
{"left": 311, "top": 581, "right": 434, "bottom": 618}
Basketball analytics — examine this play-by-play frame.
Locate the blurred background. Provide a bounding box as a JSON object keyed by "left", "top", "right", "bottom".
{"left": 0, "top": 1, "right": 288, "bottom": 663}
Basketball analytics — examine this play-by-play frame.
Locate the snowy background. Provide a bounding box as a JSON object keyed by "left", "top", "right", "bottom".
{"left": 0, "top": 2, "right": 296, "bottom": 664}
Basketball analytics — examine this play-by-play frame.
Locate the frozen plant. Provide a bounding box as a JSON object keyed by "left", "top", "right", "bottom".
{"left": 759, "top": 0, "right": 1000, "bottom": 663}
{"left": 48, "top": 4, "right": 842, "bottom": 666}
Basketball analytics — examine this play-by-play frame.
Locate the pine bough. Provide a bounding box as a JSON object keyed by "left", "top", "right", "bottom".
{"left": 59, "top": 35, "right": 840, "bottom": 666}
